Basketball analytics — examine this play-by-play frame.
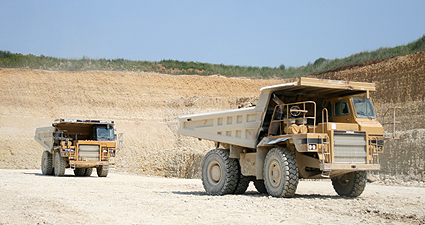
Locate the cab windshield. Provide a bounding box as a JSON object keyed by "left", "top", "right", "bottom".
{"left": 353, "top": 98, "right": 376, "bottom": 118}
{"left": 96, "top": 126, "right": 115, "bottom": 141}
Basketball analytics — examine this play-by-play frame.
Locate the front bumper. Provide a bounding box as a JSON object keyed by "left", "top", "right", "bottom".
{"left": 321, "top": 163, "right": 380, "bottom": 171}
{"left": 70, "top": 160, "right": 109, "bottom": 168}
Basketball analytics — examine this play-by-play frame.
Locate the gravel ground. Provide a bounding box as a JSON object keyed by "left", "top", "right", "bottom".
{"left": 1, "top": 169, "right": 424, "bottom": 225}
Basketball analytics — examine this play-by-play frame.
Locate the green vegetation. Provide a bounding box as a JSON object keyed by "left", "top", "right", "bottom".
{"left": 1, "top": 35, "right": 424, "bottom": 78}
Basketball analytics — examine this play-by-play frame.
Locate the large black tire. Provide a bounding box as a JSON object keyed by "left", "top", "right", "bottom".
{"left": 201, "top": 149, "right": 239, "bottom": 195}
{"left": 54, "top": 152, "right": 66, "bottom": 176}
{"left": 41, "top": 151, "right": 53, "bottom": 175}
{"left": 74, "top": 168, "right": 86, "bottom": 176}
{"left": 84, "top": 168, "right": 93, "bottom": 177}
{"left": 97, "top": 165, "right": 109, "bottom": 177}
{"left": 253, "top": 180, "right": 267, "bottom": 194}
{"left": 74, "top": 168, "right": 93, "bottom": 176}
{"left": 233, "top": 174, "right": 251, "bottom": 195}
{"left": 263, "top": 148, "right": 299, "bottom": 198}
{"left": 331, "top": 171, "right": 367, "bottom": 197}
{"left": 232, "top": 159, "right": 251, "bottom": 194}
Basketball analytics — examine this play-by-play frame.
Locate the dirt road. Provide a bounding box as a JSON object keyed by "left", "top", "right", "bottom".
{"left": 1, "top": 169, "right": 424, "bottom": 225}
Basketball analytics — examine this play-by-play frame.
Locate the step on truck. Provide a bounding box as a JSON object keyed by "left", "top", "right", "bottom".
{"left": 178, "top": 77, "right": 385, "bottom": 197}
{"left": 35, "top": 119, "right": 122, "bottom": 177}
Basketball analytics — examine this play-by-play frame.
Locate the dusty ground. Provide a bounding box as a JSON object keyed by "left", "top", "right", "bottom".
{"left": 0, "top": 169, "right": 424, "bottom": 225}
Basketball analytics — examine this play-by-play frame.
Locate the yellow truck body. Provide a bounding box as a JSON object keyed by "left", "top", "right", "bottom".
{"left": 35, "top": 119, "right": 121, "bottom": 177}
{"left": 178, "top": 77, "right": 384, "bottom": 197}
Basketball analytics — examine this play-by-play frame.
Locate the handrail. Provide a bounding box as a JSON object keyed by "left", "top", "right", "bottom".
{"left": 318, "top": 134, "right": 331, "bottom": 177}
{"left": 382, "top": 107, "right": 401, "bottom": 139}
{"left": 321, "top": 108, "right": 329, "bottom": 134}
{"left": 369, "top": 136, "right": 379, "bottom": 164}
{"left": 268, "top": 101, "right": 316, "bottom": 135}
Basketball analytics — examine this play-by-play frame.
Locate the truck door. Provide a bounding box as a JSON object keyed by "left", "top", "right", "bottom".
{"left": 331, "top": 98, "right": 354, "bottom": 123}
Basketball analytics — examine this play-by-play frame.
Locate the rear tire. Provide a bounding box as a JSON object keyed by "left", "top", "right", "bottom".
{"left": 84, "top": 168, "right": 93, "bottom": 177}
{"left": 233, "top": 174, "right": 251, "bottom": 194}
{"left": 263, "top": 148, "right": 299, "bottom": 198}
{"left": 253, "top": 180, "right": 267, "bottom": 194}
{"left": 232, "top": 159, "right": 251, "bottom": 194}
{"left": 331, "top": 171, "right": 366, "bottom": 197}
{"left": 201, "top": 149, "right": 238, "bottom": 195}
{"left": 97, "top": 165, "right": 109, "bottom": 177}
{"left": 74, "top": 168, "right": 86, "bottom": 176}
{"left": 41, "top": 151, "right": 53, "bottom": 175}
{"left": 54, "top": 152, "right": 66, "bottom": 176}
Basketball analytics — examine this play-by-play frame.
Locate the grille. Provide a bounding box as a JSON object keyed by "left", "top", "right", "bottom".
{"left": 79, "top": 145, "right": 100, "bottom": 161}
{"left": 333, "top": 132, "right": 366, "bottom": 164}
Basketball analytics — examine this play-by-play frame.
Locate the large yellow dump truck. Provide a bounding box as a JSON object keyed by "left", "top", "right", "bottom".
{"left": 178, "top": 77, "right": 385, "bottom": 197}
{"left": 35, "top": 119, "right": 122, "bottom": 177}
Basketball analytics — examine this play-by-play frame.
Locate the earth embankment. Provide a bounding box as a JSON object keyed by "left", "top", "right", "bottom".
{"left": 0, "top": 69, "right": 280, "bottom": 177}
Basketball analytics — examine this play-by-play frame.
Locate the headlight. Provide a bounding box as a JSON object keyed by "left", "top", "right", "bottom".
{"left": 308, "top": 144, "right": 317, "bottom": 150}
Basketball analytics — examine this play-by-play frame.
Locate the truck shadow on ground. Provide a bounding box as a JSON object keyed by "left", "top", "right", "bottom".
{"left": 23, "top": 172, "right": 96, "bottom": 178}
{"left": 170, "top": 190, "right": 342, "bottom": 199}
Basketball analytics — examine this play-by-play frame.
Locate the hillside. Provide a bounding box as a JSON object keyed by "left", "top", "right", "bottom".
{"left": 1, "top": 35, "right": 424, "bottom": 78}
{"left": 0, "top": 69, "right": 281, "bottom": 177}
{"left": 0, "top": 51, "right": 424, "bottom": 179}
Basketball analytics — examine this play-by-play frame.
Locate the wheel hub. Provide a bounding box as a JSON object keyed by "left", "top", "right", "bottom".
{"left": 42, "top": 157, "right": 46, "bottom": 168}
{"left": 209, "top": 162, "right": 221, "bottom": 184}
{"left": 269, "top": 160, "right": 281, "bottom": 188}
{"left": 337, "top": 173, "right": 351, "bottom": 187}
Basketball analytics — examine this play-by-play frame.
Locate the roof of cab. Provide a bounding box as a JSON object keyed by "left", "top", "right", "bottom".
{"left": 260, "top": 77, "right": 375, "bottom": 98}
{"left": 52, "top": 118, "right": 114, "bottom": 126}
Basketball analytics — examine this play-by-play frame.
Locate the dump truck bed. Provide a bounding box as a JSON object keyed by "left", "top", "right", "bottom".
{"left": 177, "top": 77, "right": 375, "bottom": 149}
{"left": 34, "top": 126, "right": 56, "bottom": 151}
{"left": 178, "top": 107, "right": 264, "bottom": 148}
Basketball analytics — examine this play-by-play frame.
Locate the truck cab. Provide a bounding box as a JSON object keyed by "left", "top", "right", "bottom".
{"left": 90, "top": 125, "right": 115, "bottom": 141}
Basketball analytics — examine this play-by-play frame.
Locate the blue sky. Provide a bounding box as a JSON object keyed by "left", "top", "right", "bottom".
{"left": 1, "top": 1, "right": 424, "bottom": 67}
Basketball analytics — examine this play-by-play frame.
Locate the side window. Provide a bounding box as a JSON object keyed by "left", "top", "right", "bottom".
{"left": 334, "top": 101, "right": 349, "bottom": 116}
{"left": 326, "top": 102, "right": 332, "bottom": 118}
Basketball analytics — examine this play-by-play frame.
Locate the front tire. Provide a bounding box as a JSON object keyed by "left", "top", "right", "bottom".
{"left": 41, "top": 151, "right": 53, "bottom": 175}
{"left": 97, "top": 165, "right": 109, "bottom": 177}
{"left": 54, "top": 152, "right": 66, "bottom": 176}
{"left": 263, "top": 148, "right": 299, "bottom": 198}
{"left": 201, "top": 149, "right": 238, "bottom": 195}
{"left": 331, "top": 171, "right": 366, "bottom": 197}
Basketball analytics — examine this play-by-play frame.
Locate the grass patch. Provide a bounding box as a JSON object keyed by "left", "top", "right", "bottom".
{"left": 1, "top": 35, "right": 424, "bottom": 78}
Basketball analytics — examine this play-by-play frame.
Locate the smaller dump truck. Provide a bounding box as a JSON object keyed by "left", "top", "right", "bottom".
{"left": 178, "top": 77, "right": 386, "bottom": 198}
{"left": 35, "top": 119, "right": 122, "bottom": 177}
